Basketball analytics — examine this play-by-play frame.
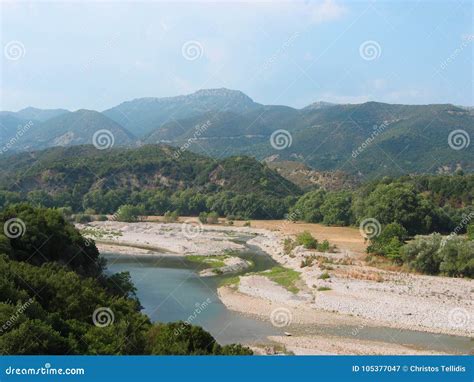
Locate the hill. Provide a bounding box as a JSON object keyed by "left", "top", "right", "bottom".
{"left": 0, "top": 144, "right": 301, "bottom": 218}
{"left": 3, "top": 110, "right": 136, "bottom": 151}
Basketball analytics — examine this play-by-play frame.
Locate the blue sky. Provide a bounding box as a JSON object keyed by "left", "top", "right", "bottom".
{"left": 1, "top": 0, "right": 472, "bottom": 111}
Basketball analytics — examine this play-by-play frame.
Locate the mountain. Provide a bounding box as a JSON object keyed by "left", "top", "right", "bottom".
{"left": 302, "top": 101, "right": 336, "bottom": 111}
{"left": 103, "top": 88, "right": 261, "bottom": 137}
{"left": 3, "top": 109, "right": 136, "bottom": 151}
{"left": 0, "top": 114, "right": 31, "bottom": 144}
{"left": 13, "top": 107, "right": 70, "bottom": 122}
{"left": 144, "top": 100, "right": 473, "bottom": 178}
{"left": 3, "top": 90, "right": 473, "bottom": 178}
{"left": 0, "top": 107, "right": 69, "bottom": 123}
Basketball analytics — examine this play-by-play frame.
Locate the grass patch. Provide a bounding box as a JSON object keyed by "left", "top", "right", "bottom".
{"left": 218, "top": 275, "right": 240, "bottom": 287}
{"left": 317, "top": 286, "right": 332, "bottom": 291}
{"left": 187, "top": 255, "right": 227, "bottom": 268}
{"left": 258, "top": 266, "right": 300, "bottom": 294}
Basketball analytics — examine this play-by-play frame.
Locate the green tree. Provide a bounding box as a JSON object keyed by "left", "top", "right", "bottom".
{"left": 114, "top": 204, "right": 144, "bottom": 222}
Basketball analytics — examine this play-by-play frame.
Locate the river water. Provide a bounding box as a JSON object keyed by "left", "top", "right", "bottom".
{"left": 104, "top": 242, "right": 472, "bottom": 354}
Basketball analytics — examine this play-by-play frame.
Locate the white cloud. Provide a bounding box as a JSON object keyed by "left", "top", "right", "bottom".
{"left": 308, "top": 0, "right": 348, "bottom": 25}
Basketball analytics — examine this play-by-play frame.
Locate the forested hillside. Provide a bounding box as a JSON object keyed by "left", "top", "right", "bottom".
{"left": 0, "top": 144, "right": 300, "bottom": 219}
{"left": 0, "top": 204, "right": 252, "bottom": 355}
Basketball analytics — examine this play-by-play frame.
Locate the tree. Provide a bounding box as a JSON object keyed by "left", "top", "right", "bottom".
{"left": 114, "top": 204, "right": 144, "bottom": 222}
{"left": 290, "top": 190, "right": 326, "bottom": 223}
{"left": 401, "top": 234, "right": 443, "bottom": 275}
{"left": 320, "top": 191, "right": 352, "bottom": 226}
{"left": 367, "top": 223, "right": 408, "bottom": 263}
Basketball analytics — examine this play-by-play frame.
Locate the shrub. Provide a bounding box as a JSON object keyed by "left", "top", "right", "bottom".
{"left": 114, "top": 204, "right": 144, "bottom": 223}
{"left": 244, "top": 221, "right": 251, "bottom": 227}
{"left": 300, "top": 256, "right": 315, "bottom": 268}
{"left": 207, "top": 212, "right": 219, "bottom": 224}
{"left": 74, "top": 214, "right": 91, "bottom": 223}
{"left": 198, "top": 212, "right": 208, "bottom": 224}
{"left": 318, "top": 272, "right": 330, "bottom": 280}
{"left": 367, "top": 223, "right": 408, "bottom": 263}
{"left": 283, "top": 238, "right": 296, "bottom": 255}
{"left": 163, "top": 211, "right": 179, "bottom": 223}
{"left": 317, "top": 240, "right": 330, "bottom": 252}
{"left": 296, "top": 231, "right": 318, "bottom": 249}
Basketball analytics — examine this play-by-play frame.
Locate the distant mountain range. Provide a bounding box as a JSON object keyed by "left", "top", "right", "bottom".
{"left": 1, "top": 88, "right": 472, "bottom": 178}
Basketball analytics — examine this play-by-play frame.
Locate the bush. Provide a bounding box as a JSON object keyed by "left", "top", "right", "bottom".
{"left": 317, "top": 240, "right": 330, "bottom": 252}
{"left": 401, "top": 234, "right": 473, "bottom": 277}
{"left": 367, "top": 223, "right": 408, "bottom": 263}
{"left": 163, "top": 211, "right": 179, "bottom": 223}
{"left": 318, "top": 272, "right": 330, "bottom": 280}
{"left": 244, "top": 221, "right": 251, "bottom": 227}
{"left": 74, "top": 214, "right": 91, "bottom": 223}
{"left": 207, "top": 212, "right": 219, "bottom": 224}
{"left": 296, "top": 231, "right": 318, "bottom": 249}
{"left": 198, "top": 212, "right": 208, "bottom": 224}
{"left": 283, "top": 238, "right": 296, "bottom": 255}
{"left": 114, "top": 205, "right": 144, "bottom": 223}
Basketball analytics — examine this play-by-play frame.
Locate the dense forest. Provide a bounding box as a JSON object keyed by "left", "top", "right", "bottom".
{"left": 0, "top": 204, "right": 252, "bottom": 355}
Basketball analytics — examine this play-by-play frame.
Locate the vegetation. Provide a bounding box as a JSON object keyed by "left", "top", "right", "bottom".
{"left": 114, "top": 204, "right": 144, "bottom": 222}
{"left": 258, "top": 266, "right": 300, "bottom": 294}
{"left": 0, "top": 145, "right": 300, "bottom": 220}
{"left": 295, "top": 232, "right": 335, "bottom": 252}
{"left": 198, "top": 211, "right": 219, "bottom": 224}
{"left": 318, "top": 272, "right": 330, "bottom": 280}
{"left": 290, "top": 174, "right": 473, "bottom": 237}
{"left": 366, "top": 223, "right": 408, "bottom": 263}
{"left": 0, "top": 205, "right": 252, "bottom": 355}
{"left": 400, "top": 234, "right": 473, "bottom": 277}
{"left": 187, "top": 255, "right": 227, "bottom": 268}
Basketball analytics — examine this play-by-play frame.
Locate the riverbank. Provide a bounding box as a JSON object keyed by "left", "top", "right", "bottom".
{"left": 78, "top": 219, "right": 473, "bottom": 354}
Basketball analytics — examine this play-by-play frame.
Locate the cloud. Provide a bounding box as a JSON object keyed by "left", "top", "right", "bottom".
{"left": 308, "top": 0, "right": 348, "bottom": 25}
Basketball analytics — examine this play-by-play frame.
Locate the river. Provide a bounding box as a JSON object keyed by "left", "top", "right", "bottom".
{"left": 104, "top": 241, "right": 472, "bottom": 354}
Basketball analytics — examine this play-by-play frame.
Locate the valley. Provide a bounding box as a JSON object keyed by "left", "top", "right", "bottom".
{"left": 79, "top": 218, "right": 473, "bottom": 355}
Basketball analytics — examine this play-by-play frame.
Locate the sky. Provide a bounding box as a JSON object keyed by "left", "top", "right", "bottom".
{"left": 1, "top": 0, "right": 472, "bottom": 111}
